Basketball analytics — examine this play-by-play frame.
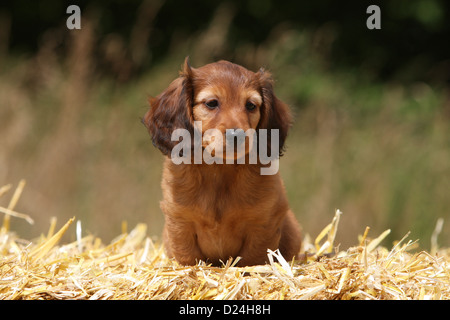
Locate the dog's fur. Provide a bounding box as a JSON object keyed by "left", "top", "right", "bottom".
{"left": 143, "top": 58, "right": 302, "bottom": 266}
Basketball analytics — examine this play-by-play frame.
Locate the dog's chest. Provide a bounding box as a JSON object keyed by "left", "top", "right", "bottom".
{"left": 172, "top": 169, "right": 258, "bottom": 218}
{"left": 195, "top": 218, "right": 244, "bottom": 262}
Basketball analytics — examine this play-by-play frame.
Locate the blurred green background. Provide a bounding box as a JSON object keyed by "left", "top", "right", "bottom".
{"left": 1, "top": 0, "right": 449, "bottom": 250}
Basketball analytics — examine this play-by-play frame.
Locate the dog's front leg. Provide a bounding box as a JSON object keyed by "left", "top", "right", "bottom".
{"left": 163, "top": 217, "right": 205, "bottom": 265}
{"left": 235, "top": 227, "right": 282, "bottom": 266}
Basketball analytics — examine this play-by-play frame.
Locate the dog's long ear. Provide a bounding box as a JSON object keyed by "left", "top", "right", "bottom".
{"left": 143, "top": 58, "right": 194, "bottom": 155}
{"left": 257, "top": 68, "right": 292, "bottom": 156}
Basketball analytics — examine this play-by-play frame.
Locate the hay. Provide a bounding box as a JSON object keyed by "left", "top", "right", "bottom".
{"left": 1, "top": 182, "right": 449, "bottom": 300}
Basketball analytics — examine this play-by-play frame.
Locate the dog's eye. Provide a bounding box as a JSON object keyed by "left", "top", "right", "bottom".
{"left": 245, "top": 101, "right": 256, "bottom": 111}
{"left": 205, "top": 99, "right": 219, "bottom": 109}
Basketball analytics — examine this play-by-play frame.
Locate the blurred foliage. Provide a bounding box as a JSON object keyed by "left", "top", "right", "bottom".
{"left": 1, "top": 0, "right": 450, "bottom": 83}
{"left": 0, "top": 1, "right": 449, "bottom": 249}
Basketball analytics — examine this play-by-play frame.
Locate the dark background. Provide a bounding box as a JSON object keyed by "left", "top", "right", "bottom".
{"left": 3, "top": 0, "right": 450, "bottom": 83}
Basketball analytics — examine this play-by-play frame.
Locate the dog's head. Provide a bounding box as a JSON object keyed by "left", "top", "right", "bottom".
{"left": 143, "top": 58, "right": 292, "bottom": 160}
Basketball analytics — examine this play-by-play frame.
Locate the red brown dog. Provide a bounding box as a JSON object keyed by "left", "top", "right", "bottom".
{"left": 143, "top": 58, "right": 301, "bottom": 266}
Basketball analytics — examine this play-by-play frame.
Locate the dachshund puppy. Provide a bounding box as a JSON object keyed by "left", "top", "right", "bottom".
{"left": 143, "top": 58, "right": 302, "bottom": 266}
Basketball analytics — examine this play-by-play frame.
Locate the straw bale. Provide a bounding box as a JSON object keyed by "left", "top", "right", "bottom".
{"left": 1, "top": 182, "right": 449, "bottom": 300}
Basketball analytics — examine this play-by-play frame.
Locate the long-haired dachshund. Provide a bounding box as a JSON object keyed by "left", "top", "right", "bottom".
{"left": 143, "top": 58, "right": 302, "bottom": 266}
